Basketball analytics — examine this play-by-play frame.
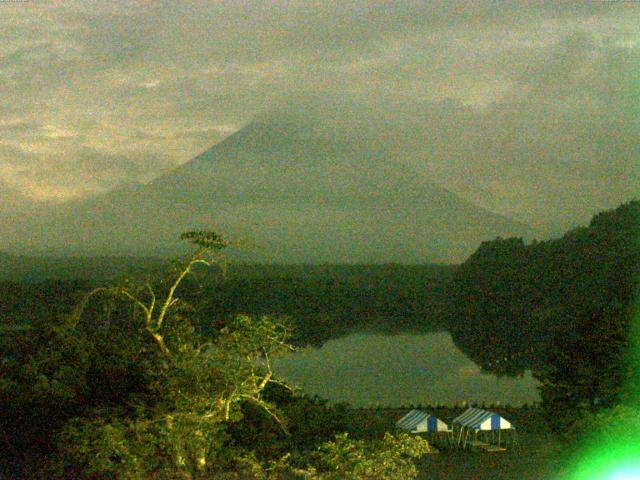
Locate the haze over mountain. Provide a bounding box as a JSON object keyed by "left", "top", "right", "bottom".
{"left": 0, "top": 178, "right": 36, "bottom": 224}
{"left": 1, "top": 3, "right": 637, "bottom": 241}
{"left": 1, "top": 113, "right": 536, "bottom": 263}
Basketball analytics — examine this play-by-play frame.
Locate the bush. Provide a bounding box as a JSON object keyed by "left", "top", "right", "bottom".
{"left": 568, "top": 404, "right": 640, "bottom": 446}
{"left": 309, "top": 432, "right": 432, "bottom": 480}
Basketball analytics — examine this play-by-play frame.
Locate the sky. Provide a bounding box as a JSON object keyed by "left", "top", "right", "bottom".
{"left": 0, "top": 0, "right": 638, "bottom": 233}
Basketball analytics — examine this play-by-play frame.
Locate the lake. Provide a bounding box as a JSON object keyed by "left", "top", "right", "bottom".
{"left": 274, "top": 332, "right": 540, "bottom": 407}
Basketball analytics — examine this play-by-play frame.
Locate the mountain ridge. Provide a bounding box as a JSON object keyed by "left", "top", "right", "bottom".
{"left": 0, "top": 116, "right": 538, "bottom": 263}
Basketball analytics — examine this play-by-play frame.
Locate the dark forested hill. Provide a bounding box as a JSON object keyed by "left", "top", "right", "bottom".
{"left": 445, "top": 200, "right": 639, "bottom": 423}
{"left": 0, "top": 262, "right": 455, "bottom": 346}
{"left": 0, "top": 252, "right": 166, "bottom": 283}
{"left": 446, "top": 200, "right": 639, "bottom": 375}
{"left": 193, "top": 263, "right": 456, "bottom": 345}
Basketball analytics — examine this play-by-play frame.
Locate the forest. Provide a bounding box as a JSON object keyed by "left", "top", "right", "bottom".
{"left": 0, "top": 200, "right": 638, "bottom": 479}
{"left": 0, "top": 263, "right": 454, "bottom": 346}
{"left": 446, "top": 200, "right": 640, "bottom": 428}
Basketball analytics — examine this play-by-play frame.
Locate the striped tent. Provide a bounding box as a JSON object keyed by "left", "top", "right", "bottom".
{"left": 452, "top": 408, "right": 517, "bottom": 449}
{"left": 452, "top": 408, "right": 512, "bottom": 431}
{"left": 396, "top": 410, "right": 450, "bottom": 433}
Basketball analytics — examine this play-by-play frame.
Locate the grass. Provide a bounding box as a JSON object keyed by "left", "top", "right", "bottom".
{"left": 417, "top": 432, "right": 565, "bottom": 479}
{"left": 348, "top": 406, "right": 571, "bottom": 480}
{"left": 0, "top": 323, "right": 31, "bottom": 333}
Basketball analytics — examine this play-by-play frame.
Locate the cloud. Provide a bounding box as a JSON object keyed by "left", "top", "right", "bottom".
{"left": 0, "top": 1, "right": 637, "bottom": 232}
{"left": 0, "top": 136, "right": 177, "bottom": 200}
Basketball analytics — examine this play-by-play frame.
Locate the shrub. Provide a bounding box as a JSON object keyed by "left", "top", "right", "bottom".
{"left": 309, "top": 432, "right": 432, "bottom": 480}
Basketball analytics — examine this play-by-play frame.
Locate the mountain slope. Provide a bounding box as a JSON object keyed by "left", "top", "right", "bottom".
{"left": 1, "top": 116, "right": 537, "bottom": 263}
{"left": 0, "top": 179, "right": 38, "bottom": 228}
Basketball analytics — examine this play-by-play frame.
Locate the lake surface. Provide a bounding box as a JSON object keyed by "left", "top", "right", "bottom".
{"left": 274, "top": 332, "right": 540, "bottom": 407}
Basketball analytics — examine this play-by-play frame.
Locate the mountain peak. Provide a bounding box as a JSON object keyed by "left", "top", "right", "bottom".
{"left": 1, "top": 112, "right": 537, "bottom": 262}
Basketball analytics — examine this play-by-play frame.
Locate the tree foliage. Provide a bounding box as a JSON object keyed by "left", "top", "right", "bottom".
{"left": 1, "top": 230, "right": 434, "bottom": 479}
{"left": 309, "top": 432, "right": 432, "bottom": 480}
{"left": 45, "top": 231, "right": 302, "bottom": 478}
{"left": 445, "top": 200, "right": 640, "bottom": 429}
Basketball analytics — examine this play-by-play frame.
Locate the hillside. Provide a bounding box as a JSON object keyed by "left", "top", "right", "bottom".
{"left": 0, "top": 115, "right": 537, "bottom": 263}
{"left": 444, "top": 199, "right": 640, "bottom": 422}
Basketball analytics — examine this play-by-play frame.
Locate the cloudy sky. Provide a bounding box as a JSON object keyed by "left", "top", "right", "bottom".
{"left": 1, "top": 0, "right": 638, "bottom": 233}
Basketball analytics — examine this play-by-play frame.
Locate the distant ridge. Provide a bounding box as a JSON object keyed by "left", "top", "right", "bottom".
{"left": 0, "top": 113, "right": 537, "bottom": 263}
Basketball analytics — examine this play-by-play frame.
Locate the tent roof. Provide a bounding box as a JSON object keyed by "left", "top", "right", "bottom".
{"left": 396, "top": 409, "right": 450, "bottom": 433}
{"left": 452, "top": 408, "right": 513, "bottom": 431}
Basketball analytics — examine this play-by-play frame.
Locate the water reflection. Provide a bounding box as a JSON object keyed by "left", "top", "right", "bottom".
{"left": 274, "top": 332, "right": 539, "bottom": 407}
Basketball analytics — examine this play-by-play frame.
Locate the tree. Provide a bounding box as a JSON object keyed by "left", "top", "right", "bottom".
{"left": 2, "top": 230, "right": 434, "bottom": 479}
{"left": 445, "top": 237, "right": 534, "bottom": 376}
{"left": 444, "top": 200, "right": 639, "bottom": 431}
{"left": 535, "top": 305, "right": 630, "bottom": 430}
{"left": 533, "top": 201, "right": 639, "bottom": 430}
{"left": 308, "top": 432, "right": 432, "bottom": 480}
{"left": 55, "top": 231, "right": 296, "bottom": 479}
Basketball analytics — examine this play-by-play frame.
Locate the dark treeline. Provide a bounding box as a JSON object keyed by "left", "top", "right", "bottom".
{"left": 0, "top": 280, "right": 91, "bottom": 328}
{"left": 0, "top": 253, "right": 166, "bottom": 283}
{"left": 193, "top": 263, "right": 454, "bottom": 345}
{"left": 446, "top": 200, "right": 640, "bottom": 427}
{"left": 1, "top": 263, "right": 455, "bottom": 346}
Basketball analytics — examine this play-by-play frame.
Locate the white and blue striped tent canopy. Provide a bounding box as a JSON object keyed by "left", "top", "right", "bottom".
{"left": 452, "top": 408, "right": 512, "bottom": 431}
{"left": 396, "top": 410, "right": 450, "bottom": 433}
